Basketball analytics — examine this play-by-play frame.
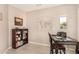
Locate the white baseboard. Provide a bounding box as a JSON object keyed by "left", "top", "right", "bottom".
{"left": 3, "top": 47, "right": 12, "bottom": 54}
{"left": 29, "top": 41, "right": 50, "bottom": 47}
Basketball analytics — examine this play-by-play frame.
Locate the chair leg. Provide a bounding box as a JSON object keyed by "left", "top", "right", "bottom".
{"left": 50, "top": 49, "right": 54, "bottom": 54}
{"left": 50, "top": 50, "right": 52, "bottom": 54}
{"left": 55, "top": 49, "right": 58, "bottom": 54}
{"left": 50, "top": 49, "right": 65, "bottom": 54}
{"left": 64, "top": 50, "right": 65, "bottom": 54}
{"left": 63, "top": 49, "right": 65, "bottom": 54}
{"left": 59, "top": 49, "right": 65, "bottom": 54}
{"left": 50, "top": 51, "right": 52, "bottom": 54}
{"left": 60, "top": 50, "right": 62, "bottom": 54}
{"left": 52, "top": 50, "right": 54, "bottom": 54}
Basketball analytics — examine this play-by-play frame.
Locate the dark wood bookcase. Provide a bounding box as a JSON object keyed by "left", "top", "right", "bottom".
{"left": 12, "top": 29, "right": 28, "bottom": 49}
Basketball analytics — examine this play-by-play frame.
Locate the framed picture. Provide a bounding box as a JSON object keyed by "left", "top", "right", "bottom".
{"left": 0, "top": 13, "right": 2, "bottom": 21}
{"left": 14, "top": 17, "right": 23, "bottom": 26}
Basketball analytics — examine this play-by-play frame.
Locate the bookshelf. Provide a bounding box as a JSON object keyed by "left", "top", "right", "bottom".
{"left": 12, "top": 29, "right": 28, "bottom": 49}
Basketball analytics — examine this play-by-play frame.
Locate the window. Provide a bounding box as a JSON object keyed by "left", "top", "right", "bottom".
{"left": 60, "top": 16, "right": 67, "bottom": 29}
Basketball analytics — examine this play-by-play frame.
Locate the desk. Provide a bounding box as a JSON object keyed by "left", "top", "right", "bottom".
{"left": 51, "top": 35, "right": 78, "bottom": 45}
{"left": 51, "top": 35, "right": 78, "bottom": 53}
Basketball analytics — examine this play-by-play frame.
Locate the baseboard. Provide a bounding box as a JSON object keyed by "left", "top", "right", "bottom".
{"left": 29, "top": 41, "right": 50, "bottom": 47}
{"left": 2, "top": 47, "right": 12, "bottom": 54}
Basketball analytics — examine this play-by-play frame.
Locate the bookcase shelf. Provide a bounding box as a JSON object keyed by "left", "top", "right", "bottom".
{"left": 12, "top": 29, "right": 28, "bottom": 49}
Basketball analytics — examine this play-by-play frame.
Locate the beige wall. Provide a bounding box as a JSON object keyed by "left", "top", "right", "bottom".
{"left": 8, "top": 5, "right": 27, "bottom": 47}
{"left": 27, "top": 5, "right": 77, "bottom": 44}
{"left": 0, "top": 5, "right": 8, "bottom": 53}
{"left": 77, "top": 5, "right": 79, "bottom": 41}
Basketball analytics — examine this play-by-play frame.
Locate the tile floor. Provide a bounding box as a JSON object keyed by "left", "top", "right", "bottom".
{"left": 6, "top": 43, "right": 76, "bottom": 54}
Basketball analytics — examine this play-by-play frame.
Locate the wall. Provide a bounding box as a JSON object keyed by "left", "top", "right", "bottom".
{"left": 27, "top": 5, "right": 77, "bottom": 45}
{"left": 52, "top": 5, "right": 77, "bottom": 39}
{"left": 0, "top": 5, "right": 8, "bottom": 53}
{"left": 8, "top": 5, "right": 27, "bottom": 47}
{"left": 77, "top": 5, "right": 79, "bottom": 41}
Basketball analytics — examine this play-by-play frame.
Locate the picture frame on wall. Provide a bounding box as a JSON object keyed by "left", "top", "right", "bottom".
{"left": 0, "top": 13, "right": 2, "bottom": 21}
{"left": 14, "top": 17, "right": 23, "bottom": 26}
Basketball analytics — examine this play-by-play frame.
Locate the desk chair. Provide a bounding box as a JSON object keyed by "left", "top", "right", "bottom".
{"left": 48, "top": 33, "right": 66, "bottom": 54}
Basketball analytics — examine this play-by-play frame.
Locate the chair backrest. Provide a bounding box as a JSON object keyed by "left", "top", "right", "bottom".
{"left": 48, "top": 33, "right": 57, "bottom": 49}
{"left": 48, "top": 33, "right": 53, "bottom": 45}
{"left": 48, "top": 33, "right": 58, "bottom": 44}
{"left": 48, "top": 33, "right": 60, "bottom": 50}
{"left": 57, "top": 32, "right": 67, "bottom": 38}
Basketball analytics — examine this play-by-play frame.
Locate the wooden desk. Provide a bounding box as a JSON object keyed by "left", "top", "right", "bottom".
{"left": 51, "top": 35, "right": 78, "bottom": 53}
{"left": 51, "top": 35, "right": 78, "bottom": 45}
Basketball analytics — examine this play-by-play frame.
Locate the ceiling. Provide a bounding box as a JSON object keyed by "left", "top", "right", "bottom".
{"left": 10, "top": 4, "right": 61, "bottom": 12}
